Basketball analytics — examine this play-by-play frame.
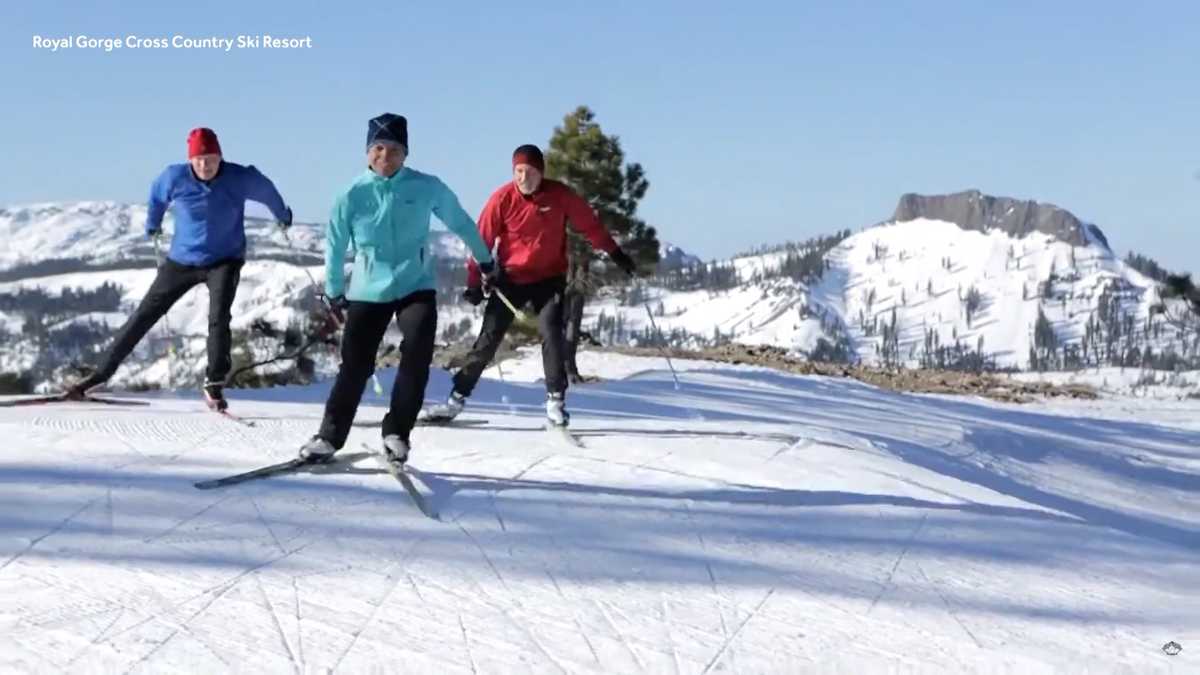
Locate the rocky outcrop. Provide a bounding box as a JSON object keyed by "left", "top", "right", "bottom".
{"left": 892, "top": 189, "right": 1110, "bottom": 249}
{"left": 608, "top": 344, "right": 1099, "bottom": 403}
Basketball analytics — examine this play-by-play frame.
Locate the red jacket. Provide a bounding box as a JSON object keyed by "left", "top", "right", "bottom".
{"left": 466, "top": 179, "right": 619, "bottom": 287}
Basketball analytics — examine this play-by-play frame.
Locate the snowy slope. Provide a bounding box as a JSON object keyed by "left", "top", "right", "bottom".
{"left": 0, "top": 202, "right": 150, "bottom": 270}
{"left": 0, "top": 200, "right": 485, "bottom": 272}
{"left": 583, "top": 217, "right": 1187, "bottom": 369}
{"left": 0, "top": 353, "right": 1197, "bottom": 672}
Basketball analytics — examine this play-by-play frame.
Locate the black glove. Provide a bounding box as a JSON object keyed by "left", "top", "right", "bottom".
{"left": 609, "top": 247, "right": 637, "bottom": 277}
{"left": 327, "top": 294, "right": 350, "bottom": 323}
{"left": 463, "top": 286, "right": 485, "bottom": 306}
{"left": 1162, "top": 274, "right": 1195, "bottom": 299}
{"left": 278, "top": 207, "right": 293, "bottom": 231}
{"left": 1160, "top": 274, "right": 1200, "bottom": 313}
{"left": 479, "top": 261, "right": 504, "bottom": 294}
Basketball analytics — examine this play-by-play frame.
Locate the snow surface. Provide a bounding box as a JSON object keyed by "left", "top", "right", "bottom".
{"left": 1, "top": 353, "right": 1197, "bottom": 673}
{"left": 1010, "top": 367, "right": 1200, "bottom": 400}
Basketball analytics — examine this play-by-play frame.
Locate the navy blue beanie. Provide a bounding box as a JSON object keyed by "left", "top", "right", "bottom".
{"left": 367, "top": 113, "right": 408, "bottom": 151}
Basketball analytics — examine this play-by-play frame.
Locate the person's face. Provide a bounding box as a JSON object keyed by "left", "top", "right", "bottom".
{"left": 368, "top": 142, "right": 406, "bottom": 177}
{"left": 513, "top": 164, "right": 542, "bottom": 195}
{"left": 189, "top": 154, "right": 221, "bottom": 180}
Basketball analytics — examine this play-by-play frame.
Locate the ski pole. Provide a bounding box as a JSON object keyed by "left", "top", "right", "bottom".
{"left": 282, "top": 229, "right": 384, "bottom": 395}
{"left": 484, "top": 287, "right": 521, "bottom": 405}
{"left": 491, "top": 287, "right": 530, "bottom": 323}
{"left": 640, "top": 285, "right": 681, "bottom": 390}
{"left": 154, "top": 233, "right": 177, "bottom": 390}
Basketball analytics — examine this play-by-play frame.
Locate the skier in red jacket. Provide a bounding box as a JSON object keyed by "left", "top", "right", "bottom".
{"left": 427, "top": 144, "right": 636, "bottom": 427}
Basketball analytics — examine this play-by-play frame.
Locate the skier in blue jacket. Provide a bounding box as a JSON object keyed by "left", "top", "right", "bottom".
{"left": 69, "top": 128, "right": 292, "bottom": 410}
{"left": 298, "top": 113, "right": 496, "bottom": 466}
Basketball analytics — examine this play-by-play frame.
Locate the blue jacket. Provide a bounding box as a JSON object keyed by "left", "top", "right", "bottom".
{"left": 326, "top": 167, "right": 493, "bottom": 303}
{"left": 146, "top": 162, "right": 289, "bottom": 266}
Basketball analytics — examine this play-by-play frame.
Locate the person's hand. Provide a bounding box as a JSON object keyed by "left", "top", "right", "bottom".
{"left": 609, "top": 247, "right": 637, "bottom": 277}
{"left": 1162, "top": 274, "right": 1194, "bottom": 299}
{"left": 479, "top": 261, "right": 505, "bottom": 294}
{"left": 463, "top": 286, "right": 485, "bottom": 306}
{"left": 278, "top": 206, "right": 293, "bottom": 231}
{"left": 149, "top": 231, "right": 164, "bottom": 262}
{"left": 327, "top": 294, "right": 350, "bottom": 323}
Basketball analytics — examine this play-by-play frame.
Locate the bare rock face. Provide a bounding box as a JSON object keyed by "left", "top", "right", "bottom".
{"left": 892, "top": 189, "right": 1110, "bottom": 250}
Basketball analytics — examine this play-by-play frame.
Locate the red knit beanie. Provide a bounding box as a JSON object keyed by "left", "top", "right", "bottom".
{"left": 187, "top": 128, "right": 222, "bottom": 158}
{"left": 512, "top": 144, "right": 544, "bottom": 173}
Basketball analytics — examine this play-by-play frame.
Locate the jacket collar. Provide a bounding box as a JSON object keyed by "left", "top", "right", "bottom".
{"left": 363, "top": 166, "right": 409, "bottom": 183}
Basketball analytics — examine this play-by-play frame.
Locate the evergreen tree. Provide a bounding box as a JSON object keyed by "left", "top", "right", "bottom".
{"left": 544, "top": 106, "right": 661, "bottom": 381}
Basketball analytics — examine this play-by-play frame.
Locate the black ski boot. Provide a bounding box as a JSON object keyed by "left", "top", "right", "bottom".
{"left": 202, "top": 381, "right": 228, "bottom": 412}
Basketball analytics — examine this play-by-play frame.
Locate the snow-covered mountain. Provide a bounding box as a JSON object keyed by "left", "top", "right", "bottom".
{"left": 1, "top": 192, "right": 1195, "bottom": 392}
{"left": 0, "top": 201, "right": 476, "bottom": 273}
{"left": 0, "top": 201, "right": 703, "bottom": 391}
{"left": 584, "top": 191, "right": 1197, "bottom": 370}
{"left": 656, "top": 242, "right": 702, "bottom": 271}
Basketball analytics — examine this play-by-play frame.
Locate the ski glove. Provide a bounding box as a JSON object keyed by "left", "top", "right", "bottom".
{"left": 479, "top": 261, "right": 504, "bottom": 294}
{"left": 463, "top": 286, "right": 485, "bottom": 306}
{"left": 278, "top": 206, "right": 293, "bottom": 231}
{"left": 327, "top": 294, "right": 350, "bottom": 323}
{"left": 609, "top": 247, "right": 637, "bottom": 277}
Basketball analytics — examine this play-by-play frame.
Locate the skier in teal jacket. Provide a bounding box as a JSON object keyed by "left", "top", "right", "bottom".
{"left": 299, "top": 113, "right": 496, "bottom": 465}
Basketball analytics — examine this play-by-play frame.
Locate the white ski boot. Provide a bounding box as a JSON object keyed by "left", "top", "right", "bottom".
{"left": 546, "top": 391, "right": 570, "bottom": 427}
{"left": 422, "top": 391, "right": 465, "bottom": 422}
{"left": 299, "top": 436, "right": 336, "bottom": 462}
{"left": 383, "top": 435, "right": 410, "bottom": 466}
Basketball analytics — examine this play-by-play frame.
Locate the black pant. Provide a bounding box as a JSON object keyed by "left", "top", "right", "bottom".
{"left": 92, "top": 257, "right": 244, "bottom": 385}
{"left": 318, "top": 290, "right": 437, "bottom": 448}
{"left": 452, "top": 276, "right": 567, "bottom": 397}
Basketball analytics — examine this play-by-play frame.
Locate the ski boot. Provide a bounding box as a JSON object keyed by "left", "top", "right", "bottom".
{"left": 299, "top": 436, "right": 337, "bottom": 462}
{"left": 422, "top": 391, "right": 465, "bottom": 422}
{"left": 546, "top": 391, "right": 570, "bottom": 427}
{"left": 202, "top": 380, "right": 228, "bottom": 412}
{"left": 382, "top": 435, "right": 409, "bottom": 467}
{"left": 64, "top": 372, "right": 102, "bottom": 401}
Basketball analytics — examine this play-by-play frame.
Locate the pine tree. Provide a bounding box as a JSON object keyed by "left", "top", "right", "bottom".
{"left": 544, "top": 106, "right": 661, "bottom": 381}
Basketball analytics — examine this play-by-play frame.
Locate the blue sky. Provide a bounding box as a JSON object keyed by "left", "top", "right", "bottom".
{"left": 2, "top": 1, "right": 1196, "bottom": 272}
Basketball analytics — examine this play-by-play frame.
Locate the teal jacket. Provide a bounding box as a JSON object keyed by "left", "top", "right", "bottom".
{"left": 325, "top": 167, "right": 493, "bottom": 302}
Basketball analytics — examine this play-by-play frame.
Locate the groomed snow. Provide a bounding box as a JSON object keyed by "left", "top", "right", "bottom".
{"left": 1, "top": 353, "right": 1197, "bottom": 673}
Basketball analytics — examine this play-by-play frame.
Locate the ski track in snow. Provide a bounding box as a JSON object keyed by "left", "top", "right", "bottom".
{"left": 1, "top": 356, "right": 1198, "bottom": 672}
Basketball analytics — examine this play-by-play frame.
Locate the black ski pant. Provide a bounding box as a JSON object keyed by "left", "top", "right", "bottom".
{"left": 318, "top": 290, "right": 437, "bottom": 448}
{"left": 452, "top": 275, "right": 567, "bottom": 398}
{"left": 92, "top": 257, "right": 244, "bottom": 385}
